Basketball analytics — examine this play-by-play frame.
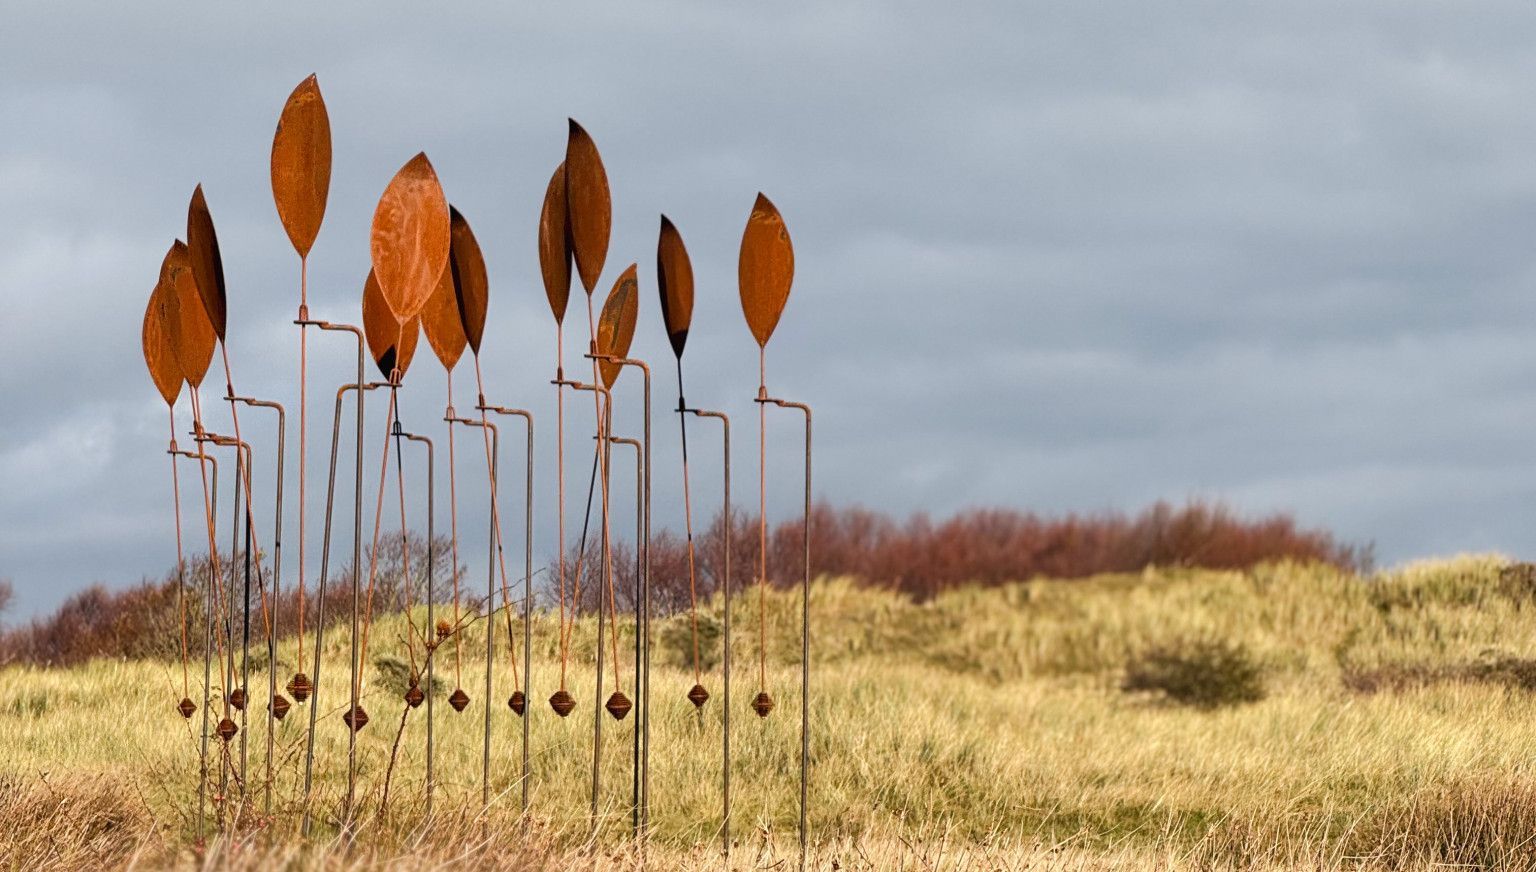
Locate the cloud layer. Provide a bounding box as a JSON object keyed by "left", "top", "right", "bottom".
{"left": 4, "top": 2, "right": 1536, "bottom": 616}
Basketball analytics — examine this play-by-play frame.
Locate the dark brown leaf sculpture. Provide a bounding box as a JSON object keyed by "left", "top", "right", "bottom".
{"left": 565, "top": 120, "right": 611, "bottom": 294}
{"left": 186, "top": 185, "right": 227, "bottom": 340}
{"left": 448, "top": 206, "right": 489, "bottom": 355}
{"left": 656, "top": 215, "right": 694, "bottom": 359}
{"left": 538, "top": 162, "right": 573, "bottom": 324}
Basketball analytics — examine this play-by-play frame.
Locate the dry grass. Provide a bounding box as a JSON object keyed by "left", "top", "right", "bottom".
{"left": 6, "top": 555, "right": 1536, "bottom": 870}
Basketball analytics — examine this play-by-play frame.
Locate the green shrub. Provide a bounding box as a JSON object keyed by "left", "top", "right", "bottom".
{"left": 1121, "top": 639, "right": 1265, "bottom": 709}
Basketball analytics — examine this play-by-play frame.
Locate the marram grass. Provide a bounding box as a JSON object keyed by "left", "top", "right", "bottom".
{"left": 7, "top": 556, "right": 1536, "bottom": 869}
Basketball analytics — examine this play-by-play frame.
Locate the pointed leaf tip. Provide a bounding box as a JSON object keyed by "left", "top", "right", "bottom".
{"left": 656, "top": 217, "right": 694, "bottom": 359}
{"left": 186, "top": 185, "right": 227, "bottom": 341}
{"left": 448, "top": 206, "right": 488, "bottom": 355}
{"left": 564, "top": 120, "right": 611, "bottom": 294}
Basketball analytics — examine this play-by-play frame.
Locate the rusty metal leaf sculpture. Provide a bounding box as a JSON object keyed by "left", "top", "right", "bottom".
{"left": 565, "top": 119, "right": 610, "bottom": 294}
{"left": 270, "top": 74, "right": 332, "bottom": 258}
{"left": 363, "top": 269, "right": 420, "bottom": 380}
{"left": 737, "top": 193, "right": 795, "bottom": 348}
{"left": 161, "top": 241, "right": 216, "bottom": 388}
{"left": 656, "top": 215, "right": 694, "bottom": 359}
{"left": 186, "top": 185, "right": 227, "bottom": 341}
{"left": 538, "top": 161, "right": 573, "bottom": 324}
{"left": 421, "top": 261, "right": 466, "bottom": 372}
{"left": 370, "top": 152, "right": 450, "bottom": 323}
{"left": 448, "top": 206, "right": 489, "bottom": 355}
{"left": 596, "top": 264, "right": 639, "bottom": 388}
{"left": 142, "top": 282, "right": 182, "bottom": 407}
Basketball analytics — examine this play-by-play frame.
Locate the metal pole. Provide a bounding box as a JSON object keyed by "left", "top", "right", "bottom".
{"left": 478, "top": 404, "right": 535, "bottom": 815}
{"left": 609, "top": 435, "right": 641, "bottom": 834}
{"left": 172, "top": 447, "right": 217, "bottom": 841}
{"left": 233, "top": 396, "right": 285, "bottom": 817}
{"left": 757, "top": 395, "right": 812, "bottom": 870}
{"left": 687, "top": 407, "right": 732, "bottom": 858}
{"left": 591, "top": 354, "right": 651, "bottom": 836}
{"left": 483, "top": 420, "right": 498, "bottom": 811}
{"left": 294, "top": 318, "right": 366, "bottom": 838}
{"left": 400, "top": 430, "right": 435, "bottom": 815}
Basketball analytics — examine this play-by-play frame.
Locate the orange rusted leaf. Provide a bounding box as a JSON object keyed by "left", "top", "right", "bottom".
{"left": 656, "top": 215, "right": 694, "bottom": 359}
{"left": 565, "top": 119, "right": 610, "bottom": 294}
{"left": 449, "top": 206, "right": 489, "bottom": 355}
{"left": 370, "top": 152, "right": 450, "bottom": 323}
{"left": 161, "top": 240, "right": 216, "bottom": 389}
{"left": 363, "top": 269, "right": 421, "bottom": 380}
{"left": 142, "top": 281, "right": 183, "bottom": 407}
{"left": 596, "top": 264, "right": 639, "bottom": 388}
{"left": 737, "top": 193, "right": 795, "bottom": 348}
{"left": 186, "top": 185, "right": 227, "bottom": 341}
{"left": 538, "top": 161, "right": 573, "bottom": 324}
{"left": 421, "top": 259, "right": 465, "bottom": 371}
{"left": 270, "top": 74, "right": 332, "bottom": 258}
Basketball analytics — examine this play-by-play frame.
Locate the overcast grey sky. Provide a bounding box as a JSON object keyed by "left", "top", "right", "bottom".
{"left": 4, "top": 2, "right": 1536, "bottom": 618}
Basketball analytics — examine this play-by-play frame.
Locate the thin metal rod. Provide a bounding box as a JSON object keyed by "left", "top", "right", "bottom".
{"left": 233, "top": 396, "right": 284, "bottom": 817}
{"left": 400, "top": 431, "right": 435, "bottom": 815}
{"left": 758, "top": 395, "right": 813, "bottom": 871}
{"left": 610, "top": 435, "right": 641, "bottom": 834}
{"left": 590, "top": 353, "right": 653, "bottom": 838}
{"left": 687, "top": 407, "right": 732, "bottom": 858}
{"left": 483, "top": 420, "right": 498, "bottom": 811}
{"left": 295, "top": 318, "right": 365, "bottom": 838}
{"left": 171, "top": 444, "right": 217, "bottom": 841}
{"left": 479, "top": 403, "right": 536, "bottom": 816}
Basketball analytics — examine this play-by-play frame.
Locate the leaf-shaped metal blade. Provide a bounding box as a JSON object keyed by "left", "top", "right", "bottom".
{"left": 420, "top": 259, "right": 465, "bottom": 372}
{"left": 565, "top": 119, "right": 611, "bottom": 295}
{"left": 186, "top": 185, "right": 227, "bottom": 341}
{"left": 363, "top": 269, "right": 421, "bottom": 380}
{"left": 737, "top": 193, "right": 795, "bottom": 348}
{"left": 270, "top": 74, "right": 332, "bottom": 259}
{"left": 448, "top": 206, "right": 489, "bottom": 355}
{"left": 142, "top": 281, "right": 182, "bottom": 407}
{"left": 538, "top": 161, "right": 573, "bottom": 324}
{"left": 656, "top": 215, "right": 694, "bottom": 359}
{"left": 370, "top": 152, "right": 451, "bottom": 324}
{"left": 162, "top": 241, "right": 216, "bottom": 389}
{"left": 596, "top": 264, "right": 639, "bottom": 388}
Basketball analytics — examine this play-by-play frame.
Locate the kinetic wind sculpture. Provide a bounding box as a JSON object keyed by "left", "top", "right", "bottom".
{"left": 657, "top": 216, "right": 737, "bottom": 855}
{"left": 738, "top": 192, "right": 813, "bottom": 869}
{"left": 142, "top": 83, "right": 814, "bottom": 852}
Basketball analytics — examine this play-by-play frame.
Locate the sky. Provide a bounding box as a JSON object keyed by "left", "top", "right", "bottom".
{"left": 4, "top": 2, "right": 1536, "bottom": 618}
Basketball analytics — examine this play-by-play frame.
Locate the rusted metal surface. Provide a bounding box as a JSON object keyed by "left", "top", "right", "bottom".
{"left": 549, "top": 688, "right": 576, "bottom": 717}
{"left": 421, "top": 251, "right": 467, "bottom": 370}
{"left": 656, "top": 216, "right": 694, "bottom": 358}
{"left": 271, "top": 694, "right": 292, "bottom": 720}
{"left": 596, "top": 265, "right": 639, "bottom": 388}
{"left": 605, "top": 690, "right": 632, "bottom": 721}
{"left": 751, "top": 691, "right": 775, "bottom": 718}
{"left": 286, "top": 672, "right": 311, "bottom": 702}
{"left": 217, "top": 717, "right": 238, "bottom": 741}
{"left": 540, "top": 162, "right": 573, "bottom": 323}
{"left": 405, "top": 684, "right": 425, "bottom": 708}
{"left": 178, "top": 697, "right": 197, "bottom": 719}
{"left": 687, "top": 683, "right": 709, "bottom": 708}
{"left": 508, "top": 691, "right": 526, "bottom": 715}
{"left": 142, "top": 283, "right": 183, "bottom": 406}
{"left": 160, "top": 241, "right": 216, "bottom": 388}
{"left": 738, "top": 193, "right": 795, "bottom": 347}
{"left": 450, "top": 207, "right": 490, "bottom": 354}
{"left": 186, "top": 186, "right": 228, "bottom": 340}
{"left": 363, "top": 270, "right": 421, "bottom": 379}
{"left": 271, "top": 74, "right": 332, "bottom": 258}
{"left": 342, "top": 704, "right": 369, "bottom": 732}
{"left": 448, "top": 688, "right": 470, "bottom": 712}
{"left": 565, "top": 120, "right": 611, "bottom": 294}
{"left": 370, "top": 152, "right": 451, "bottom": 322}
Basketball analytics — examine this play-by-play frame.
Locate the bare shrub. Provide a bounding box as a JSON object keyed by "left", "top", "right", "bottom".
{"left": 1121, "top": 639, "right": 1266, "bottom": 709}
